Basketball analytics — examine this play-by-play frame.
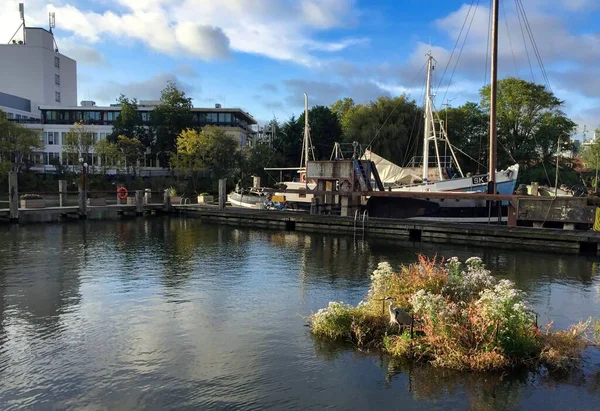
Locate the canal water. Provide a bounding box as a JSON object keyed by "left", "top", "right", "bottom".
{"left": 1, "top": 218, "right": 600, "bottom": 410}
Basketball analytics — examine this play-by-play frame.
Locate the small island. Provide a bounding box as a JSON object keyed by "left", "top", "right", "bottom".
{"left": 310, "top": 256, "right": 599, "bottom": 371}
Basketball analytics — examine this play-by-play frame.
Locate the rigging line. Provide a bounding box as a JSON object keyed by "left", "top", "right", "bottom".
{"left": 449, "top": 143, "right": 486, "bottom": 168}
{"left": 516, "top": 0, "right": 552, "bottom": 90}
{"left": 365, "top": 60, "right": 428, "bottom": 150}
{"left": 441, "top": 0, "right": 480, "bottom": 107}
{"left": 435, "top": 0, "right": 478, "bottom": 95}
{"left": 502, "top": 0, "right": 520, "bottom": 78}
{"left": 515, "top": 0, "right": 552, "bottom": 185}
{"left": 402, "top": 76, "right": 427, "bottom": 166}
{"left": 514, "top": 0, "right": 535, "bottom": 82}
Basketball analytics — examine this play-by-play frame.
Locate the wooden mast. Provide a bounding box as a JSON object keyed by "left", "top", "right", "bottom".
{"left": 488, "top": 0, "right": 499, "bottom": 194}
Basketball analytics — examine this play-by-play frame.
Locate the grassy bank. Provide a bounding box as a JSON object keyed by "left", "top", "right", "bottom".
{"left": 310, "top": 256, "right": 599, "bottom": 371}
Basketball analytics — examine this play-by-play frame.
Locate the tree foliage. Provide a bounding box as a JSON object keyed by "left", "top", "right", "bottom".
{"left": 581, "top": 137, "right": 600, "bottom": 171}
{"left": 339, "top": 96, "right": 423, "bottom": 166}
{"left": 63, "top": 122, "right": 95, "bottom": 167}
{"left": 94, "top": 139, "right": 121, "bottom": 173}
{"left": 117, "top": 135, "right": 145, "bottom": 175}
{"left": 151, "top": 82, "right": 194, "bottom": 160}
{"left": 172, "top": 126, "right": 239, "bottom": 192}
{"left": 298, "top": 105, "right": 342, "bottom": 160}
{"left": 109, "top": 95, "right": 148, "bottom": 146}
{"left": 0, "top": 111, "right": 42, "bottom": 172}
{"left": 480, "top": 78, "right": 576, "bottom": 169}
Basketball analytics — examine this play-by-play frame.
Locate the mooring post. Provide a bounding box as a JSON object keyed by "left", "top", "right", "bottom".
{"left": 78, "top": 183, "right": 87, "bottom": 219}
{"left": 135, "top": 190, "right": 144, "bottom": 215}
{"left": 218, "top": 178, "right": 226, "bottom": 210}
{"left": 144, "top": 188, "right": 151, "bottom": 205}
{"left": 8, "top": 171, "right": 19, "bottom": 223}
{"left": 58, "top": 180, "right": 67, "bottom": 207}
{"left": 163, "top": 188, "right": 171, "bottom": 212}
{"left": 116, "top": 185, "right": 124, "bottom": 205}
{"left": 253, "top": 176, "right": 260, "bottom": 189}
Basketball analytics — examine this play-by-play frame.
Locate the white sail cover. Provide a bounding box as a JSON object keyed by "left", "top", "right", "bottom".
{"left": 361, "top": 149, "right": 422, "bottom": 185}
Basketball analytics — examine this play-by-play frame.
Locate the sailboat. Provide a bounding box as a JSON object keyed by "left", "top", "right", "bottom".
{"left": 391, "top": 53, "right": 519, "bottom": 196}
{"left": 368, "top": 0, "right": 518, "bottom": 220}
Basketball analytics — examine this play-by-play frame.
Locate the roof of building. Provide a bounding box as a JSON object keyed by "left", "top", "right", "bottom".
{"left": 38, "top": 105, "right": 257, "bottom": 124}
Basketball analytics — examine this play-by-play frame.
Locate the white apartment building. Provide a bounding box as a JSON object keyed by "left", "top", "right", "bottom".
{"left": 21, "top": 103, "right": 257, "bottom": 172}
{"left": 0, "top": 24, "right": 77, "bottom": 119}
{"left": 1, "top": 9, "right": 257, "bottom": 173}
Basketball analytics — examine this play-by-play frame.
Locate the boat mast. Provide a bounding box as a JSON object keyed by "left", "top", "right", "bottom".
{"left": 422, "top": 53, "right": 434, "bottom": 183}
{"left": 301, "top": 93, "right": 314, "bottom": 169}
{"left": 488, "top": 0, "right": 499, "bottom": 194}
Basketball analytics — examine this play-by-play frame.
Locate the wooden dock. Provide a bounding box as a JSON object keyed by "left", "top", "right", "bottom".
{"left": 172, "top": 205, "right": 600, "bottom": 254}
{"left": 0, "top": 203, "right": 166, "bottom": 221}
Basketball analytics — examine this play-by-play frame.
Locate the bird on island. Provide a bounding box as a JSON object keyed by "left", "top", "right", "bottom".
{"left": 384, "top": 297, "right": 412, "bottom": 333}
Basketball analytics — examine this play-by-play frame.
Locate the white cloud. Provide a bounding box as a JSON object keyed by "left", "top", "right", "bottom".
{"left": 0, "top": 0, "right": 363, "bottom": 66}
{"left": 174, "top": 23, "right": 230, "bottom": 60}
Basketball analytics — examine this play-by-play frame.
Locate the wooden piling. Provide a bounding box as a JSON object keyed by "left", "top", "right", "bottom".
{"left": 78, "top": 183, "right": 87, "bottom": 219}
{"left": 58, "top": 180, "right": 67, "bottom": 207}
{"left": 135, "top": 190, "right": 144, "bottom": 215}
{"left": 218, "top": 179, "right": 227, "bottom": 210}
{"left": 144, "top": 189, "right": 151, "bottom": 205}
{"left": 8, "top": 171, "right": 19, "bottom": 223}
{"left": 163, "top": 189, "right": 171, "bottom": 212}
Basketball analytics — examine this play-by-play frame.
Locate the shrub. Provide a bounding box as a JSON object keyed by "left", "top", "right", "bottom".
{"left": 310, "top": 256, "right": 595, "bottom": 372}
{"left": 168, "top": 187, "right": 177, "bottom": 197}
{"left": 20, "top": 193, "right": 43, "bottom": 200}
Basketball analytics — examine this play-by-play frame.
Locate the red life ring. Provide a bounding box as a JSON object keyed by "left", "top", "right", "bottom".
{"left": 300, "top": 174, "right": 306, "bottom": 183}
{"left": 117, "top": 187, "right": 128, "bottom": 200}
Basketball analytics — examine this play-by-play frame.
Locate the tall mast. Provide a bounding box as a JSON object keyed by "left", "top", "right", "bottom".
{"left": 488, "top": 0, "right": 499, "bottom": 194}
{"left": 301, "top": 93, "right": 310, "bottom": 168}
{"left": 422, "top": 54, "right": 434, "bottom": 182}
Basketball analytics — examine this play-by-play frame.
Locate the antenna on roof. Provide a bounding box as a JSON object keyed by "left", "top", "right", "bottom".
{"left": 48, "top": 11, "right": 59, "bottom": 52}
{"left": 49, "top": 12, "right": 55, "bottom": 33}
{"left": 9, "top": 3, "right": 26, "bottom": 44}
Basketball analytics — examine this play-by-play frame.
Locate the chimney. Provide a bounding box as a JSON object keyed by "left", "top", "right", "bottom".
{"left": 215, "top": 103, "right": 221, "bottom": 108}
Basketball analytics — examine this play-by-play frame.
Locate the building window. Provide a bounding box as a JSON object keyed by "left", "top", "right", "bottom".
{"left": 16, "top": 114, "right": 22, "bottom": 120}
{"left": 45, "top": 131, "right": 59, "bottom": 145}
{"left": 140, "top": 112, "right": 149, "bottom": 122}
{"left": 55, "top": 56, "right": 60, "bottom": 68}
{"left": 55, "top": 91, "right": 61, "bottom": 102}
{"left": 7, "top": 113, "right": 14, "bottom": 119}
{"left": 206, "top": 113, "right": 218, "bottom": 123}
{"left": 219, "top": 112, "right": 232, "bottom": 123}
{"left": 106, "top": 111, "right": 120, "bottom": 122}
{"left": 48, "top": 152, "right": 59, "bottom": 165}
{"left": 55, "top": 74, "right": 60, "bottom": 85}
{"left": 82, "top": 111, "right": 101, "bottom": 122}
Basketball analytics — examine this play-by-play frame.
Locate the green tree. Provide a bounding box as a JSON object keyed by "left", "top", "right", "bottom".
{"left": 331, "top": 97, "right": 357, "bottom": 137}
{"left": 480, "top": 78, "right": 576, "bottom": 170}
{"left": 275, "top": 115, "right": 304, "bottom": 167}
{"left": 0, "top": 110, "right": 42, "bottom": 172}
{"left": 239, "top": 143, "right": 280, "bottom": 187}
{"left": 172, "top": 126, "right": 239, "bottom": 192}
{"left": 341, "top": 95, "right": 423, "bottom": 166}
{"left": 109, "top": 95, "right": 149, "bottom": 146}
{"left": 298, "top": 105, "right": 342, "bottom": 160}
{"left": 94, "top": 139, "right": 121, "bottom": 174}
{"left": 62, "top": 122, "right": 95, "bottom": 170}
{"left": 117, "top": 135, "right": 145, "bottom": 176}
{"left": 151, "top": 82, "right": 194, "bottom": 164}
{"left": 581, "top": 137, "right": 600, "bottom": 173}
{"left": 443, "top": 102, "right": 488, "bottom": 173}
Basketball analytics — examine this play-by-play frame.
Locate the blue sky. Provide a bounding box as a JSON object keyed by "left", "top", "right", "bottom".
{"left": 1, "top": 0, "right": 599, "bottom": 136}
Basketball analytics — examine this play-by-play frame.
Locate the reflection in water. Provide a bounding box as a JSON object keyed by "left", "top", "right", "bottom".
{"left": 0, "top": 217, "right": 599, "bottom": 410}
